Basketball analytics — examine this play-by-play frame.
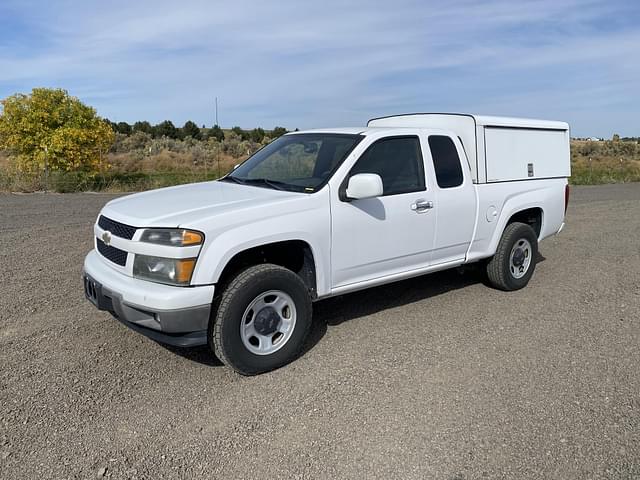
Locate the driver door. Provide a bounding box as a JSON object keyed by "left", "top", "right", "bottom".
{"left": 330, "top": 135, "right": 437, "bottom": 288}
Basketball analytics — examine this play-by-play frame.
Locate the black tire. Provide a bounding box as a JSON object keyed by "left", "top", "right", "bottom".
{"left": 210, "top": 264, "right": 312, "bottom": 375}
{"left": 486, "top": 222, "right": 538, "bottom": 291}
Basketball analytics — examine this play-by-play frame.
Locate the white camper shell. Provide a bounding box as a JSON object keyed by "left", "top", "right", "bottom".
{"left": 367, "top": 113, "right": 571, "bottom": 184}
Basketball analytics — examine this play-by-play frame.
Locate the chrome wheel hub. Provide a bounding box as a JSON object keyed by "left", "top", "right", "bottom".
{"left": 253, "top": 306, "right": 281, "bottom": 336}
{"left": 509, "top": 238, "right": 532, "bottom": 279}
{"left": 240, "top": 290, "right": 297, "bottom": 355}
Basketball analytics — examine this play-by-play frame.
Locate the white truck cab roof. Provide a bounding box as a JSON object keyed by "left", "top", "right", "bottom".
{"left": 293, "top": 126, "right": 455, "bottom": 137}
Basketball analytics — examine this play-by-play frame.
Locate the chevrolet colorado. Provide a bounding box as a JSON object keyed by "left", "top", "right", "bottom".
{"left": 83, "top": 113, "right": 570, "bottom": 375}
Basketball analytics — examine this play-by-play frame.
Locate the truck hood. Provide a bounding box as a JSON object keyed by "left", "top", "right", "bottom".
{"left": 100, "top": 180, "right": 301, "bottom": 227}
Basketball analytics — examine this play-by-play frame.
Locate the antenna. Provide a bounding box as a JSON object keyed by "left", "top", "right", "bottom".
{"left": 215, "top": 97, "right": 218, "bottom": 126}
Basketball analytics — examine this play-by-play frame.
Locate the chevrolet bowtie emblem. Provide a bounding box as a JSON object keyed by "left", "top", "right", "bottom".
{"left": 102, "top": 230, "right": 112, "bottom": 246}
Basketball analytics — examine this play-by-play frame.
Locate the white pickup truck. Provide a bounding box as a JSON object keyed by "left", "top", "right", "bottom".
{"left": 84, "top": 113, "right": 570, "bottom": 375}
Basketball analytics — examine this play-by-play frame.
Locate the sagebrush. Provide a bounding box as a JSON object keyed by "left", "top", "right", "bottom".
{"left": 1, "top": 137, "right": 639, "bottom": 192}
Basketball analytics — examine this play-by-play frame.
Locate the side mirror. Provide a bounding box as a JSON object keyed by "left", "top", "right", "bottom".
{"left": 346, "top": 173, "right": 383, "bottom": 200}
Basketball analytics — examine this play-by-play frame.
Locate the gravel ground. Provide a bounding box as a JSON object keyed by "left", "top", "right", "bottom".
{"left": 0, "top": 184, "right": 639, "bottom": 479}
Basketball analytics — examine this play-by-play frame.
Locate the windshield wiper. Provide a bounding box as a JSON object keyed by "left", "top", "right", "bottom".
{"left": 220, "top": 176, "right": 248, "bottom": 185}
{"left": 224, "top": 176, "right": 301, "bottom": 192}
{"left": 244, "top": 178, "right": 291, "bottom": 191}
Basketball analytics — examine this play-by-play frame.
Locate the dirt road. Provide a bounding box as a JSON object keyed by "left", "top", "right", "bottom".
{"left": 1, "top": 184, "right": 639, "bottom": 479}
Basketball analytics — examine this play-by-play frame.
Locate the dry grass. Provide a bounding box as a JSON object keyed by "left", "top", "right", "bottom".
{"left": 0, "top": 149, "right": 244, "bottom": 192}
{"left": 107, "top": 150, "right": 239, "bottom": 175}
{"left": 2, "top": 139, "right": 640, "bottom": 192}
{"left": 570, "top": 140, "right": 640, "bottom": 184}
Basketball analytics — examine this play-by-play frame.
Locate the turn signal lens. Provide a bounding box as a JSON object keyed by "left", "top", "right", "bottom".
{"left": 176, "top": 258, "right": 197, "bottom": 284}
{"left": 139, "top": 229, "right": 204, "bottom": 247}
{"left": 182, "top": 230, "right": 203, "bottom": 246}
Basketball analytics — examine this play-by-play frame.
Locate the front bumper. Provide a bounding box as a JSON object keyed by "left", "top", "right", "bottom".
{"left": 83, "top": 250, "right": 215, "bottom": 347}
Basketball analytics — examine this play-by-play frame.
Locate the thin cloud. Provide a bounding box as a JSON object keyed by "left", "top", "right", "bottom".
{"left": 0, "top": 0, "right": 638, "bottom": 136}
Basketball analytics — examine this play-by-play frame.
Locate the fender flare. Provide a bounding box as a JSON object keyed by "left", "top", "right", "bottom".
{"left": 193, "top": 231, "right": 327, "bottom": 294}
{"left": 487, "top": 195, "right": 545, "bottom": 256}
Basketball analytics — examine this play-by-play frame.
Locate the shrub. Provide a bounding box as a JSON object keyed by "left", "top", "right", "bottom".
{"left": 0, "top": 88, "right": 114, "bottom": 175}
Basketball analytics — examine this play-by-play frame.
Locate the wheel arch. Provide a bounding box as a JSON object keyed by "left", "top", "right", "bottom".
{"left": 205, "top": 238, "right": 320, "bottom": 299}
{"left": 488, "top": 198, "right": 546, "bottom": 257}
{"left": 506, "top": 207, "right": 543, "bottom": 238}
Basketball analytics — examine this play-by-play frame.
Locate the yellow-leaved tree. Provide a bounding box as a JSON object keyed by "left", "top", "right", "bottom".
{"left": 0, "top": 88, "right": 115, "bottom": 174}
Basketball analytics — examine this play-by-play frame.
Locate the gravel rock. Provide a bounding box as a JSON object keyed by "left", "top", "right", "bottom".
{"left": 0, "top": 185, "right": 639, "bottom": 479}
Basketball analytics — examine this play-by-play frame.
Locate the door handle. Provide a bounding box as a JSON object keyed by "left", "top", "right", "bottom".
{"left": 411, "top": 199, "right": 434, "bottom": 212}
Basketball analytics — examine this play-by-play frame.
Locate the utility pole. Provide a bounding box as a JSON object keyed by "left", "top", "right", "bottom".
{"left": 213, "top": 96, "right": 219, "bottom": 181}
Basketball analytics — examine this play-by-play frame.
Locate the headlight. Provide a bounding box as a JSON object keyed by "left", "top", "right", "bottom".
{"left": 133, "top": 255, "right": 197, "bottom": 286}
{"left": 139, "top": 229, "right": 203, "bottom": 247}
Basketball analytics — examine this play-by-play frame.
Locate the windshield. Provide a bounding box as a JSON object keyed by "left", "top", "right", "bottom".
{"left": 223, "top": 133, "right": 363, "bottom": 193}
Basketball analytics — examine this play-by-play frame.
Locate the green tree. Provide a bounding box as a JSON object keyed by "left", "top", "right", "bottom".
{"left": 231, "top": 126, "right": 249, "bottom": 141}
{"left": 154, "top": 120, "right": 178, "bottom": 139}
{"left": 208, "top": 124, "right": 224, "bottom": 141}
{"left": 116, "top": 121, "right": 132, "bottom": 135}
{"left": 250, "top": 127, "right": 265, "bottom": 143}
{"left": 272, "top": 126, "right": 287, "bottom": 138}
{"left": 612, "top": 133, "right": 620, "bottom": 142}
{"left": 0, "top": 88, "right": 115, "bottom": 174}
{"left": 104, "top": 118, "right": 118, "bottom": 132}
{"left": 181, "top": 120, "right": 202, "bottom": 140}
{"left": 133, "top": 121, "right": 153, "bottom": 134}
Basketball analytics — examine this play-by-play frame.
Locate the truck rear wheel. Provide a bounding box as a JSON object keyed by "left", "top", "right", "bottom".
{"left": 486, "top": 222, "right": 538, "bottom": 291}
{"left": 210, "top": 264, "right": 312, "bottom": 375}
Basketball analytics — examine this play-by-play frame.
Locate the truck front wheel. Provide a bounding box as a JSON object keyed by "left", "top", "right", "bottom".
{"left": 486, "top": 222, "right": 538, "bottom": 291}
{"left": 210, "top": 264, "right": 312, "bottom": 375}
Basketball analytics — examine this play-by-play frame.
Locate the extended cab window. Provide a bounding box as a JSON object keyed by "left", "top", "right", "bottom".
{"left": 349, "top": 136, "right": 425, "bottom": 196}
{"left": 428, "top": 135, "right": 464, "bottom": 188}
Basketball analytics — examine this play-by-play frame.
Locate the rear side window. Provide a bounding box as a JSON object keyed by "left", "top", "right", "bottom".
{"left": 350, "top": 136, "right": 425, "bottom": 196}
{"left": 428, "top": 135, "right": 463, "bottom": 188}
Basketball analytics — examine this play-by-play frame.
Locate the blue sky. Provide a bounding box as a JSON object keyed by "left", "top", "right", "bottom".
{"left": 0, "top": 0, "right": 638, "bottom": 137}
